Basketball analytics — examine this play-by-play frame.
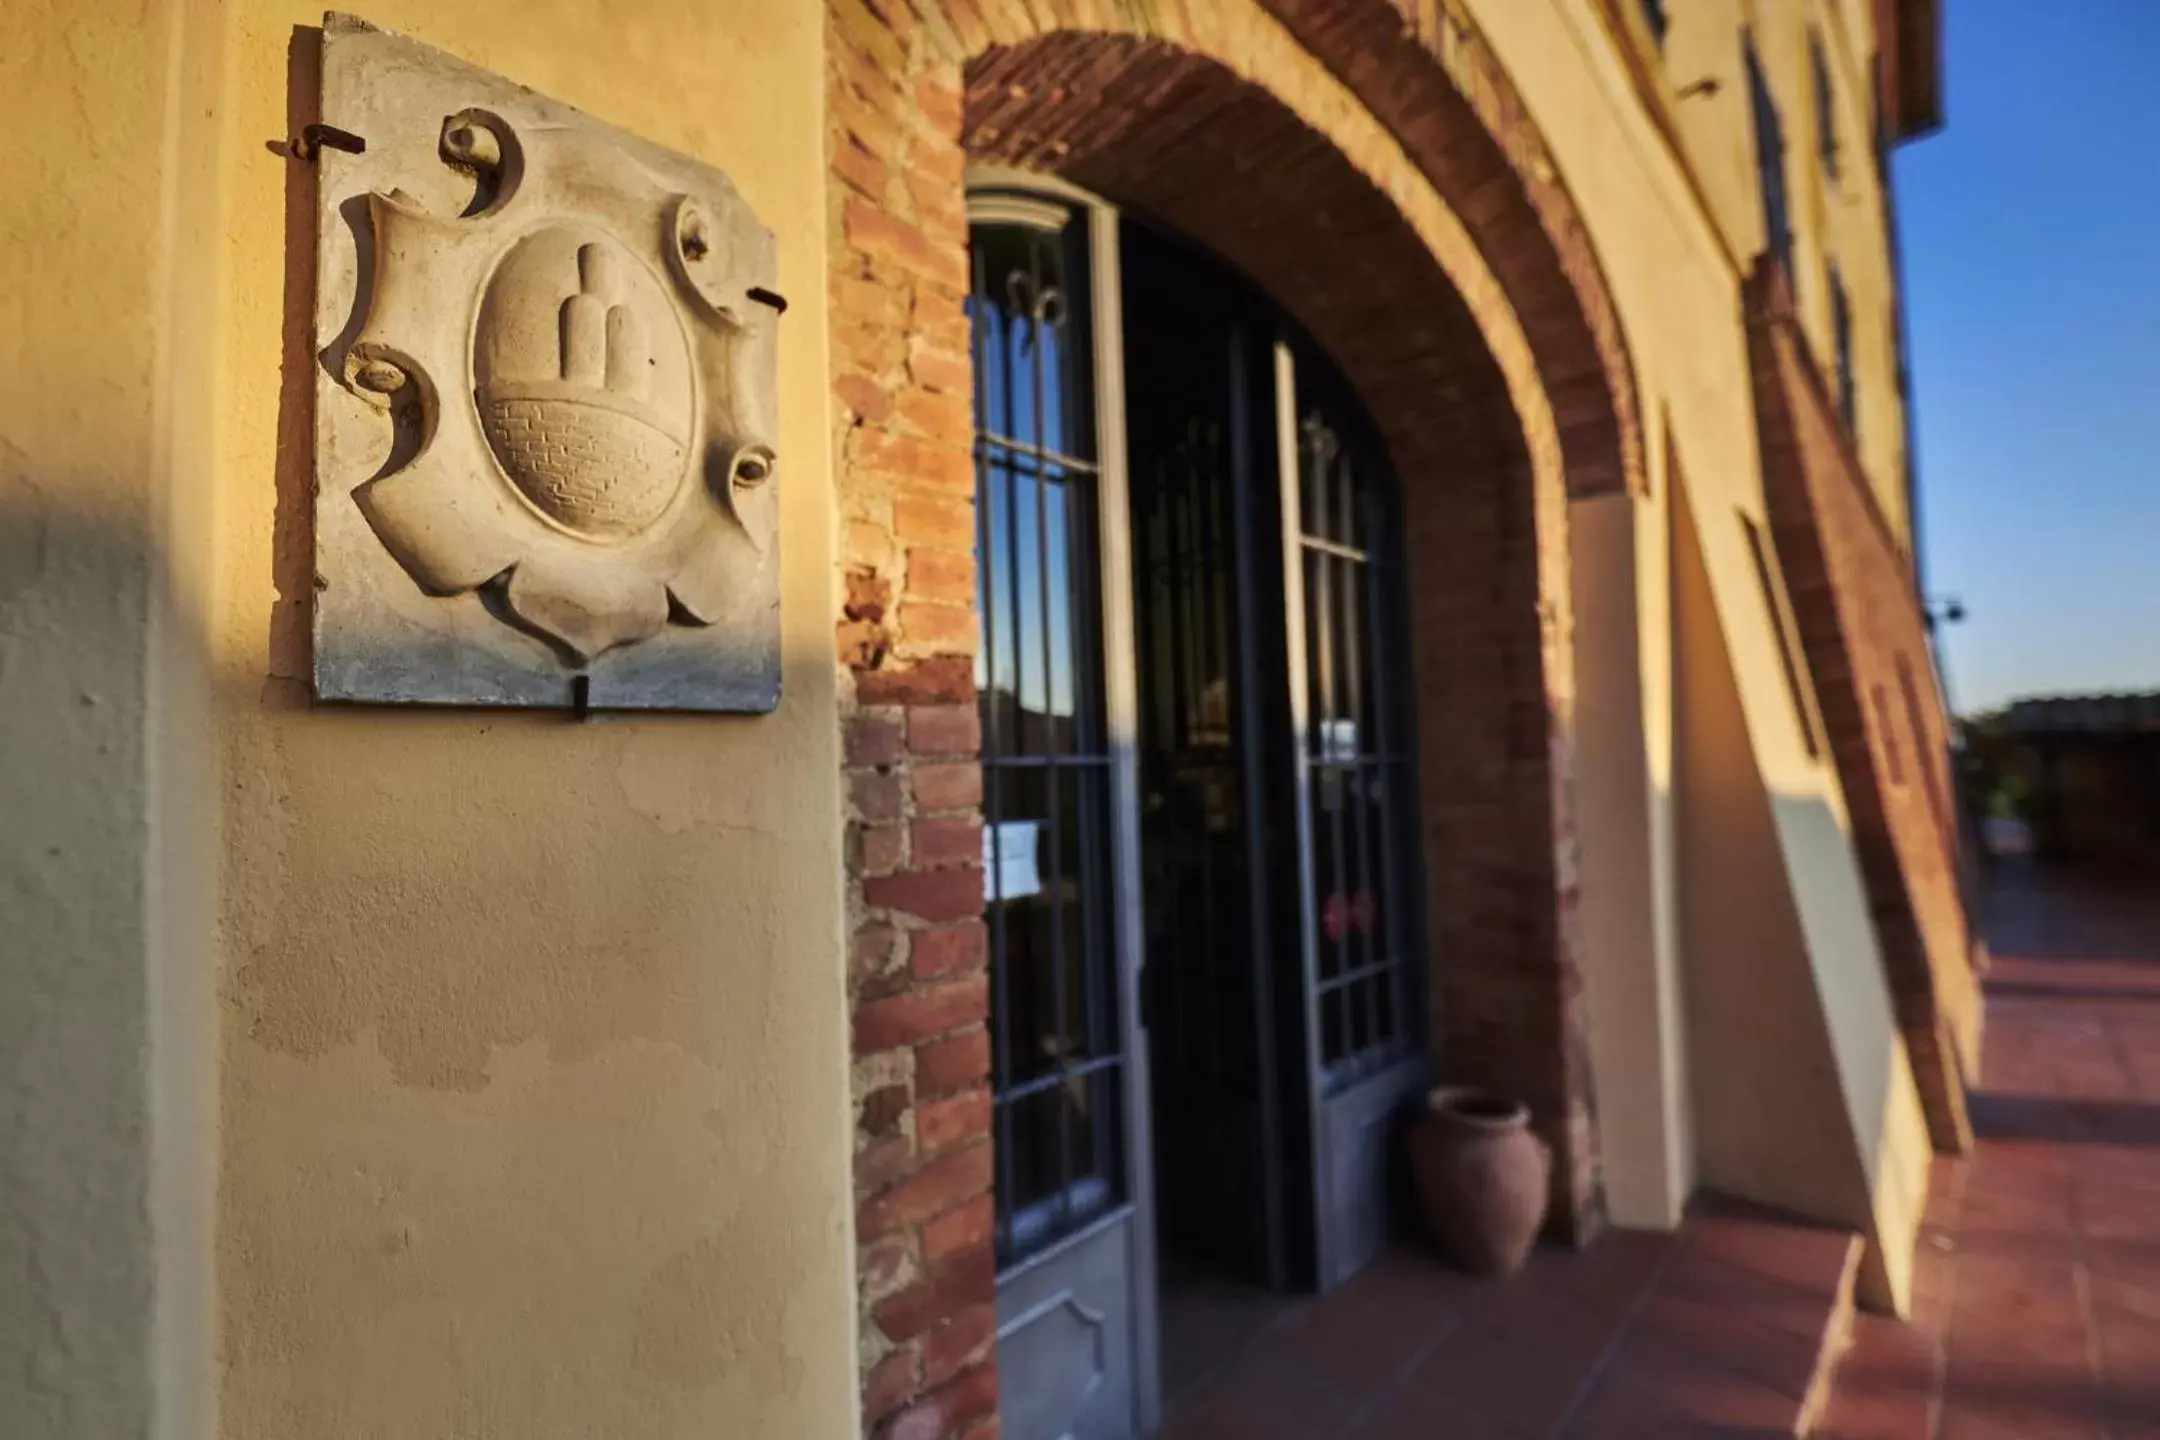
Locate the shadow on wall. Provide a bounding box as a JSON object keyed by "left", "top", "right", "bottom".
{"left": 0, "top": 486, "right": 175, "bottom": 1440}
{"left": 1676, "top": 786, "right": 1936, "bottom": 1317}
{"left": 1773, "top": 791, "right": 1933, "bottom": 1231}
{"left": 1670, "top": 465, "right": 1932, "bottom": 1314}
{"left": 0, "top": 247, "right": 849, "bottom": 1075}
{"left": 0, "top": 431, "right": 856, "bottom": 1439}
{"left": 1689, "top": 789, "right": 1923, "bottom": 1225}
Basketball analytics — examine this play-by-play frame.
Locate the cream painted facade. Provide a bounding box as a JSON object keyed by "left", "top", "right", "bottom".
{"left": 1, "top": 1, "right": 1951, "bottom": 1436}
{"left": 1653, "top": 0, "right": 1917, "bottom": 534}
{"left": 1473, "top": 0, "right": 1935, "bottom": 1308}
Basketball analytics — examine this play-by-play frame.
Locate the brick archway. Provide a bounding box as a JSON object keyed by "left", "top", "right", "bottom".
{"left": 828, "top": 4, "right": 1633, "bottom": 1434}
{"left": 1261, "top": 0, "right": 1646, "bottom": 501}
{"left": 960, "top": 18, "right": 1605, "bottom": 1225}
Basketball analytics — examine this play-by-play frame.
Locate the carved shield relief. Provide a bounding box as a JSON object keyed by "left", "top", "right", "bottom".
{"left": 312, "top": 14, "right": 782, "bottom": 709}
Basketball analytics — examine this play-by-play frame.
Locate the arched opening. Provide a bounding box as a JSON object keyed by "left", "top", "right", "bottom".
{"left": 961, "top": 27, "right": 1592, "bottom": 1227}
{"left": 968, "top": 185, "right": 1436, "bottom": 1412}
{"left": 950, "top": 36, "right": 1597, "bottom": 1439}
{"left": 832, "top": 10, "right": 1651, "bottom": 1435}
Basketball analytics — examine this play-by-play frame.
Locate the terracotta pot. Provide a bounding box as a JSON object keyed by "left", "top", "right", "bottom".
{"left": 1406, "top": 1086, "right": 1551, "bottom": 1278}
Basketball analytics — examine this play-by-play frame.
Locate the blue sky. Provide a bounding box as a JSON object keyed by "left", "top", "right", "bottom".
{"left": 1894, "top": 0, "right": 2160, "bottom": 714}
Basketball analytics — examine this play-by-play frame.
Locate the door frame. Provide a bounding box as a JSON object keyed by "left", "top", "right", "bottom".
{"left": 1272, "top": 338, "right": 1333, "bottom": 1285}
{"left": 1272, "top": 343, "right": 1433, "bottom": 1291}
{"left": 969, "top": 166, "right": 1432, "bottom": 1434}
{"left": 968, "top": 165, "right": 1164, "bottom": 1438}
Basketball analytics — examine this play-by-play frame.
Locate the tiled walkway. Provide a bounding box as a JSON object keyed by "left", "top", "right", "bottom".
{"left": 1153, "top": 859, "right": 2160, "bottom": 1438}
{"left": 1156, "top": 1195, "right": 1858, "bottom": 1438}
{"left": 1819, "top": 860, "right": 2160, "bottom": 1438}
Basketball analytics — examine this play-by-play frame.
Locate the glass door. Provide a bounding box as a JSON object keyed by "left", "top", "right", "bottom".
{"left": 1274, "top": 345, "right": 1430, "bottom": 1291}
{"left": 968, "top": 181, "right": 1429, "bottom": 1440}
{"left": 969, "top": 186, "right": 1159, "bottom": 1440}
{"left": 1123, "top": 223, "right": 1293, "bottom": 1303}
{"left": 1121, "top": 222, "right": 1430, "bottom": 1306}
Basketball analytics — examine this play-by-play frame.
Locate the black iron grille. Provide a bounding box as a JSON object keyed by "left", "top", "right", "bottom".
{"left": 970, "top": 215, "right": 1125, "bottom": 1267}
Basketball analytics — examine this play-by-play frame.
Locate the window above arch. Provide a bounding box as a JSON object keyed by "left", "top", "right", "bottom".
{"left": 1813, "top": 32, "right": 1840, "bottom": 182}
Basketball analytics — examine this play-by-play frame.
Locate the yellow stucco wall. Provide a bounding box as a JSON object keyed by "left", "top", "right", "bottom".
{"left": 1662, "top": 0, "right": 1915, "bottom": 541}
{"left": 199, "top": 5, "right": 856, "bottom": 1436}
{"left": 1570, "top": 489, "right": 1691, "bottom": 1230}
{"left": 1670, "top": 463, "right": 1927, "bottom": 1314}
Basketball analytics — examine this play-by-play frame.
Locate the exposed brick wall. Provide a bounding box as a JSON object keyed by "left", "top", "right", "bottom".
{"left": 828, "top": 7, "right": 997, "bottom": 1434}
{"left": 827, "top": 1, "right": 1642, "bottom": 1432}
{"left": 1745, "top": 259, "right": 1978, "bottom": 1156}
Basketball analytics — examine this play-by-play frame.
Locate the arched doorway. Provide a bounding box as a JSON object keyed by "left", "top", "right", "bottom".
{"left": 944, "top": 33, "right": 1597, "bottom": 1433}
{"left": 831, "top": 9, "right": 1653, "bottom": 1438}
{"left": 945, "top": 30, "right": 1607, "bottom": 1250}
{"left": 965, "top": 180, "right": 1434, "bottom": 1433}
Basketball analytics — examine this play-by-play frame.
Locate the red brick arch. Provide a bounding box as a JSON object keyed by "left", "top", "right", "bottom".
{"left": 960, "top": 15, "right": 1606, "bottom": 1209}
{"left": 1262, "top": 0, "right": 1647, "bottom": 500}
{"left": 827, "top": 4, "right": 1637, "bottom": 1435}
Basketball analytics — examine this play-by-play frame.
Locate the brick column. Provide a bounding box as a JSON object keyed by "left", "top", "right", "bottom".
{"left": 828, "top": 8, "right": 997, "bottom": 1436}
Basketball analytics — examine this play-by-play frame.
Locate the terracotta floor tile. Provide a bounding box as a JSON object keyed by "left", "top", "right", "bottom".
{"left": 1908, "top": 1240, "right": 1962, "bottom": 1337}
{"left": 1164, "top": 1352, "right": 1357, "bottom": 1440}
{"left": 1157, "top": 1210, "right": 1837, "bottom": 1440}
{"left": 1956, "top": 1182, "right": 2078, "bottom": 1240}
{"left": 1158, "top": 1274, "right": 1302, "bottom": 1408}
{"left": 1594, "top": 1327, "right": 1799, "bottom": 1432}
{"left": 1950, "top": 1230, "right": 2084, "bottom": 1267}
{"left": 1942, "top": 1316, "right": 2094, "bottom": 1389}
{"left": 1656, "top": 1248, "right": 1840, "bottom": 1346}
{"left": 1403, "top": 1301, "right": 1613, "bottom": 1438}
{"left": 2092, "top": 1295, "right": 2160, "bottom": 1427}
{"left": 1274, "top": 1261, "right": 1469, "bottom": 1399}
{"left": 2088, "top": 1262, "right": 2160, "bottom": 1327}
{"left": 2073, "top": 1145, "right": 2160, "bottom": 1186}
{"left": 1334, "top": 1244, "right": 1496, "bottom": 1331}
{"left": 1922, "top": 1157, "right": 1970, "bottom": 1228}
{"left": 1818, "top": 864, "right": 2160, "bottom": 1440}
{"left": 1633, "top": 1286, "right": 1821, "bottom": 1403}
{"left": 1813, "top": 1312, "right": 1941, "bottom": 1439}
{"left": 2078, "top": 1177, "right": 2160, "bottom": 1243}
{"left": 1938, "top": 1386, "right": 2107, "bottom": 1440}
{"left": 1557, "top": 1379, "right": 1731, "bottom": 1440}
{"left": 1341, "top": 1382, "right": 1528, "bottom": 1440}
{"left": 1154, "top": 1393, "right": 1334, "bottom": 1440}
{"left": 1522, "top": 1227, "right": 1675, "bottom": 1320}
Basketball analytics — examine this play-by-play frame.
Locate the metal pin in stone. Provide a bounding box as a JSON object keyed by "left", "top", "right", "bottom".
{"left": 298, "top": 123, "right": 366, "bottom": 160}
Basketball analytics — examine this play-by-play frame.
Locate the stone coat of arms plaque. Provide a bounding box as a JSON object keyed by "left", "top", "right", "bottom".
{"left": 312, "top": 13, "right": 782, "bottom": 709}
